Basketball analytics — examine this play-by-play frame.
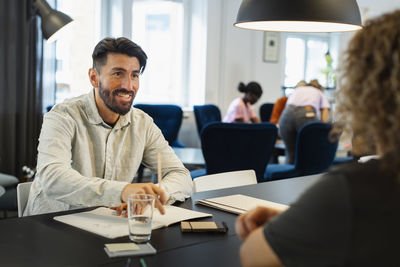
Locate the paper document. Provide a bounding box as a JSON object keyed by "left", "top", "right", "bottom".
{"left": 104, "top": 243, "right": 156, "bottom": 258}
{"left": 54, "top": 206, "right": 212, "bottom": 239}
{"left": 196, "top": 194, "right": 289, "bottom": 215}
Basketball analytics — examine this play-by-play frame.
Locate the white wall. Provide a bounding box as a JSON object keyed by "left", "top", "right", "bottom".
{"left": 205, "top": 0, "right": 284, "bottom": 118}
{"left": 357, "top": 0, "right": 400, "bottom": 19}
{"left": 180, "top": 0, "right": 285, "bottom": 147}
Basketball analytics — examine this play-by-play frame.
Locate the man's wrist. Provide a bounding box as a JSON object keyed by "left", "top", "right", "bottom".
{"left": 121, "top": 184, "right": 128, "bottom": 202}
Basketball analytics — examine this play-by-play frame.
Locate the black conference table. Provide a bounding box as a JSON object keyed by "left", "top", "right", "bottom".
{"left": 0, "top": 174, "right": 322, "bottom": 267}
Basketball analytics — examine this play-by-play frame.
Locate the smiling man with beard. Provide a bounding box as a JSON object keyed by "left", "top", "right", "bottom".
{"left": 24, "top": 37, "right": 193, "bottom": 216}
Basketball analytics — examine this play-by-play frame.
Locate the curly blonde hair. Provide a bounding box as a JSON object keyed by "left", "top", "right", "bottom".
{"left": 335, "top": 10, "right": 400, "bottom": 174}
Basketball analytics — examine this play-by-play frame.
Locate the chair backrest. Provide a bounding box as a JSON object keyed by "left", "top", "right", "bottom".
{"left": 0, "top": 172, "right": 19, "bottom": 187}
{"left": 294, "top": 122, "right": 339, "bottom": 175}
{"left": 193, "top": 170, "right": 257, "bottom": 192}
{"left": 0, "top": 185, "right": 5, "bottom": 197}
{"left": 134, "top": 104, "right": 184, "bottom": 147}
{"left": 193, "top": 104, "right": 222, "bottom": 137}
{"left": 259, "top": 103, "right": 275, "bottom": 122}
{"left": 201, "top": 122, "right": 277, "bottom": 182}
{"left": 17, "top": 182, "right": 32, "bottom": 217}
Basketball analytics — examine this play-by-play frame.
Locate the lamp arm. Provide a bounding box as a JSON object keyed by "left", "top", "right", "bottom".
{"left": 32, "top": 0, "right": 52, "bottom": 18}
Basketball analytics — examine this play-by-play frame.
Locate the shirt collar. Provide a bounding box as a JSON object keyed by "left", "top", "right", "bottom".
{"left": 84, "top": 89, "right": 132, "bottom": 129}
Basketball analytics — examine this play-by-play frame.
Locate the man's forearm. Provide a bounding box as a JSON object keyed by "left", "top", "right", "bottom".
{"left": 159, "top": 167, "right": 193, "bottom": 204}
{"left": 36, "top": 161, "right": 127, "bottom": 207}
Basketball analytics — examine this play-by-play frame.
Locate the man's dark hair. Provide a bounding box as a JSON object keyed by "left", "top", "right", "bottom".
{"left": 92, "top": 37, "right": 147, "bottom": 74}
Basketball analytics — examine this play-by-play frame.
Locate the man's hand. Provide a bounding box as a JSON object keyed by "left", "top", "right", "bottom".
{"left": 110, "top": 203, "right": 127, "bottom": 217}
{"left": 120, "top": 183, "right": 167, "bottom": 214}
{"left": 235, "top": 206, "right": 282, "bottom": 241}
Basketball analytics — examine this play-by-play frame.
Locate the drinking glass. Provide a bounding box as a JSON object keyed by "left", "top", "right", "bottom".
{"left": 127, "top": 194, "right": 155, "bottom": 243}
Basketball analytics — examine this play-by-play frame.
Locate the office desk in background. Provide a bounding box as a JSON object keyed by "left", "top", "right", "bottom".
{"left": 0, "top": 174, "right": 322, "bottom": 266}
{"left": 274, "top": 140, "right": 351, "bottom": 158}
{"left": 0, "top": 185, "right": 4, "bottom": 197}
{"left": 173, "top": 147, "right": 205, "bottom": 166}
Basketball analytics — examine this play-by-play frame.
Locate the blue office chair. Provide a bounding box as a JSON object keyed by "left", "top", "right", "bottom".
{"left": 259, "top": 103, "right": 274, "bottom": 122}
{"left": 191, "top": 122, "right": 278, "bottom": 183}
{"left": 265, "top": 122, "right": 339, "bottom": 181}
{"left": 193, "top": 104, "right": 222, "bottom": 137}
{"left": 46, "top": 105, "right": 54, "bottom": 112}
{"left": 134, "top": 104, "right": 185, "bottom": 147}
{"left": 332, "top": 156, "right": 355, "bottom": 165}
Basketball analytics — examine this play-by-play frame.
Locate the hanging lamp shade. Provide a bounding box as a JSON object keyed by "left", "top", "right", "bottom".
{"left": 234, "top": 0, "right": 362, "bottom": 32}
{"left": 33, "top": 0, "right": 73, "bottom": 42}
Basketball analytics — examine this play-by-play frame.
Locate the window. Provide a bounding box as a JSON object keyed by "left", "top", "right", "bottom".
{"left": 47, "top": 0, "right": 207, "bottom": 109}
{"left": 52, "top": 0, "right": 100, "bottom": 105}
{"left": 283, "top": 33, "right": 339, "bottom": 90}
{"left": 103, "top": 0, "right": 207, "bottom": 107}
{"left": 131, "top": 1, "right": 184, "bottom": 104}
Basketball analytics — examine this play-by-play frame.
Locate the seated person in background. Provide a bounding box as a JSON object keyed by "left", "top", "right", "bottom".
{"left": 24, "top": 37, "right": 193, "bottom": 216}
{"left": 235, "top": 10, "right": 400, "bottom": 267}
{"left": 223, "top": 81, "right": 262, "bottom": 123}
{"left": 278, "top": 79, "right": 330, "bottom": 164}
{"left": 269, "top": 80, "right": 307, "bottom": 126}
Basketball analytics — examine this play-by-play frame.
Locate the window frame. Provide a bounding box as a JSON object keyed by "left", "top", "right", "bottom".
{"left": 101, "top": 0, "right": 207, "bottom": 108}
{"left": 282, "top": 33, "right": 335, "bottom": 89}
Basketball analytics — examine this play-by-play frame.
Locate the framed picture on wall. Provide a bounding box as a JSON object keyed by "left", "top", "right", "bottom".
{"left": 263, "top": 32, "right": 279, "bottom": 62}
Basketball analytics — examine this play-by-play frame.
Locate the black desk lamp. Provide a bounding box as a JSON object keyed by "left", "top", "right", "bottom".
{"left": 234, "top": 0, "right": 362, "bottom": 32}
{"left": 32, "top": 0, "right": 73, "bottom": 42}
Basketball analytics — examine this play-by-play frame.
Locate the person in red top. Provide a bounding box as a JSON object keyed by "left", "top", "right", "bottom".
{"left": 269, "top": 80, "right": 306, "bottom": 126}
{"left": 269, "top": 96, "right": 287, "bottom": 125}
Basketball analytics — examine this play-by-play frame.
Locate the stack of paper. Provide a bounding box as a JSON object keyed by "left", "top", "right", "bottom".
{"left": 104, "top": 243, "right": 156, "bottom": 258}
{"left": 54, "top": 206, "right": 212, "bottom": 239}
{"left": 196, "top": 194, "right": 289, "bottom": 214}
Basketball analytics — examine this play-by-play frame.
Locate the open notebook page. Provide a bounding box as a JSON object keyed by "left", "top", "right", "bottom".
{"left": 54, "top": 206, "right": 212, "bottom": 239}
{"left": 196, "top": 194, "right": 289, "bottom": 215}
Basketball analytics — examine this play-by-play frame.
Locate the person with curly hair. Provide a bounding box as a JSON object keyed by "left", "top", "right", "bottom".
{"left": 223, "top": 81, "right": 262, "bottom": 123}
{"left": 235, "top": 10, "right": 400, "bottom": 267}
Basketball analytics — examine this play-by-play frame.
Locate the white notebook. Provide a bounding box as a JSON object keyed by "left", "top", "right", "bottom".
{"left": 196, "top": 194, "right": 289, "bottom": 215}
{"left": 54, "top": 206, "right": 212, "bottom": 239}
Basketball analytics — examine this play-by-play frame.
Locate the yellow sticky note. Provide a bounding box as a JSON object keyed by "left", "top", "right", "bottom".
{"left": 105, "top": 243, "right": 139, "bottom": 253}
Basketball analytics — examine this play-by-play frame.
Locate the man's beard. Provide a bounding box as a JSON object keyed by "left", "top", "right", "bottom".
{"left": 98, "top": 82, "right": 135, "bottom": 115}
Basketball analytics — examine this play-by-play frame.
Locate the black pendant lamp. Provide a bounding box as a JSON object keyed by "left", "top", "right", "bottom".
{"left": 234, "top": 0, "right": 362, "bottom": 32}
